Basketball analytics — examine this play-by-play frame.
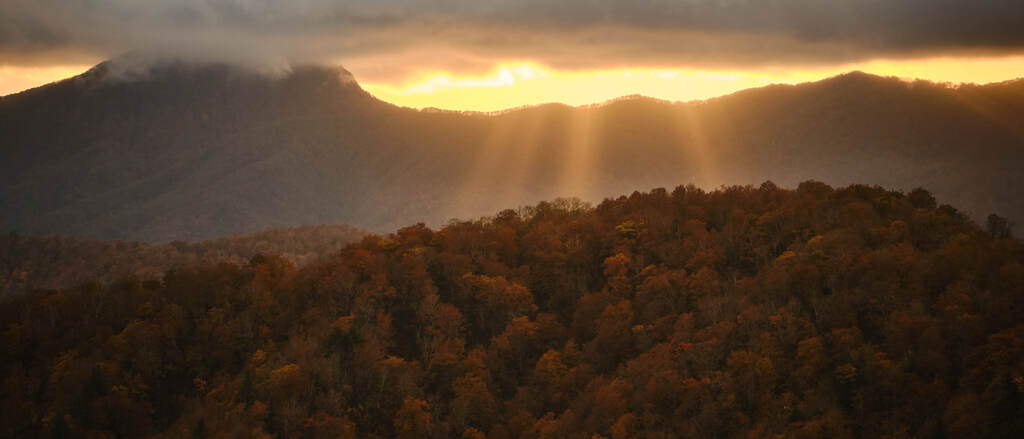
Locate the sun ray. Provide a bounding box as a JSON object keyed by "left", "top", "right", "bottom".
{"left": 448, "top": 115, "right": 519, "bottom": 220}
{"left": 675, "top": 103, "right": 719, "bottom": 189}
{"left": 496, "top": 108, "right": 551, "bottom": 207}
{"left": 560, "top": 108, "right": 599, "bottom": 201}
{"left": 944, "top": 83, "right": 1024, "bottom": 141}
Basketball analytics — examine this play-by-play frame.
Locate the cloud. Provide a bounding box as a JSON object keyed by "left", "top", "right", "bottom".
{"left": 2, "top": 0, "right": 1023, "bottom": 79}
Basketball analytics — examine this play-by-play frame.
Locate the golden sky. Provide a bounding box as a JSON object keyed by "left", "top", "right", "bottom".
{"left": 0, "top": 65, "right": 97, "bottom": 96}
{"left": 4, "top": 0, "right": 1024, "bottom": 110}
{"left": 3, "top": 55, "right": 1023, "bottom": 112}
{"left": 360, "top": 56, "right": 1024, "bottom": 111}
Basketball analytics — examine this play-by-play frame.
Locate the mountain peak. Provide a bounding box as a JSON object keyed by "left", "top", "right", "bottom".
{"left": 838, "top": 69, "right": 877, "bottom": 78}
{"left": 78, "top": 54, "right": 359, "bottom": 90}
{"left": 821, "top": 70, "right": 891, "bottom": 85}
{"left": 3, "top": 60, "right": 1023, "bottom": 242}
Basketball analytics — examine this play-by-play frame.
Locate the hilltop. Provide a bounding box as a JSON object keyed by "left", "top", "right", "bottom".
{"left": 2, "top": 182, "right": 1022, "bottom": 438}
{"left": 2, "top": 59, "right": 1023, "bottom": 241}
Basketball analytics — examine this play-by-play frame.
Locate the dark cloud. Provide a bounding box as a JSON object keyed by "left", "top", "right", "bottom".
{"left": 2, "top": 0, "right": 1023, "bottom": 76}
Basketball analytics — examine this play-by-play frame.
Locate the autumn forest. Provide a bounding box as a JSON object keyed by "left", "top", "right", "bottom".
{"left": 5, "top": 2, "right": 1024, "bottom": 438}
{"left": 3, "top": 182, "right": 1022, "bottom": 438}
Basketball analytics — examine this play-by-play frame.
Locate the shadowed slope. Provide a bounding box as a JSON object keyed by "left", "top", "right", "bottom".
{"left": 2, "top": 62, "right": 1022, "bottom": 241}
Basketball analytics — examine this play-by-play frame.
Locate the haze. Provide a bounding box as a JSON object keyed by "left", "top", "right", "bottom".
{"left": 4, "top": 3, "right": 1024, "bottom": 439}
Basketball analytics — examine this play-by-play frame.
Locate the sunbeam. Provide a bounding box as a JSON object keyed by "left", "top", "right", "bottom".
{"left": 495, "top": 107, "right": 553, "bottom": 207}
{"left": 560, "top": 107, "right": 599, "bottom": 201}
{"left": 447, "top": 115, "right": 521, "bottom": 220}
{"left": 673, "top": 103, "right": 719, "bottom": 189}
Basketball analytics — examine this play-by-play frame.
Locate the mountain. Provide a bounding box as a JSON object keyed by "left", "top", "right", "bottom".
{"left": 2, "top": 59, "right": 1023, "bottom": 242}
{"left": 0, "top": 223, "right": 364, "bottom": 299}
{"left": 2, "top": 183, "right": 1022, "bottom": 438}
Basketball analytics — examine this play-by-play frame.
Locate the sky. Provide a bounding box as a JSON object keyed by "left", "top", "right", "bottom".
{"left": 2, "top": 1, "right": 1024, "bottom": 110}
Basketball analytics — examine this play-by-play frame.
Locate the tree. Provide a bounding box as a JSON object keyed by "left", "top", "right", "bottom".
{"left": 395, "top": 397, "right": 432, "bottom": 439}
{"left": 987, "top": 214, "right": 1013, "bottom": 239}
{"left": 3, "top": 184, "right": 1023, "bottom": 438}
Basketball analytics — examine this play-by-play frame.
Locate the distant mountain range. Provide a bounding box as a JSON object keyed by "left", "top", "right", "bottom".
{"left": 2, "top": 58, "right": 1022, "bottom": 242}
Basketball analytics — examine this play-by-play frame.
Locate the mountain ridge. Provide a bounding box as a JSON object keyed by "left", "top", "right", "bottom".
{"left": 5, "top": 60, "right": 1021, "bottom": 112}
{"left": 2, "top": 59, "right": 1022, "bottom": 242}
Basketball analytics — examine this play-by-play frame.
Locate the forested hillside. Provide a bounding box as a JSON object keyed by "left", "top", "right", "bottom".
{"left": 3, "top": 182, "right": 1022, "bottom": 438}
{"left": 2, "top": 58, "right": 1023, "bottom": 242}
{"left": 0, "top": 224, "right": 363, "bottom": 299}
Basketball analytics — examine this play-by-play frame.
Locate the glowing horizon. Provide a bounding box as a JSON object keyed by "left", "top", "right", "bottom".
{"left": 360, "top": 56, "right": 1024, "bottom": 112}
{"left": 0, "top": 64, "right": 98, "bottom": 96}
{"left": 2, "top": 55, "right": 1023, "bottom": 112}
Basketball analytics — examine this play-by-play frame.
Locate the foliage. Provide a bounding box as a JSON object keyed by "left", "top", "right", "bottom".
{"left": 0, "top": 224, "right": 363, "bottom": 299}
{"left": 2, "top": 182, "right": 1023, "bottom": 438}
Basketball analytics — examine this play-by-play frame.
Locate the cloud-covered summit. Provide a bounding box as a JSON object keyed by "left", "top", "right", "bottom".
{"left": 3, "top": 1, "right": 1024, "bottom": 77}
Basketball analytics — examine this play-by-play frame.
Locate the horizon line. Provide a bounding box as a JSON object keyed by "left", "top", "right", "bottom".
{"left": 3, "top": 59, "right": 1023, "bottom": 114}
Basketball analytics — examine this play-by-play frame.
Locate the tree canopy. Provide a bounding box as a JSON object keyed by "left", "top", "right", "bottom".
{"left": 2, "top": 182, "right": 1022, "bottom": 438}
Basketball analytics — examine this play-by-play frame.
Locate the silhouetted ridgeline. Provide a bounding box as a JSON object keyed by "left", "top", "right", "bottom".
{"left": 0, "top": 223, "right": 363, "bottom": 299}
{"left": 2, "top": 59, "right": 1023, "bottom": 242}
{"left": 2, "top": 182, "right": 1022, "bottom": 438}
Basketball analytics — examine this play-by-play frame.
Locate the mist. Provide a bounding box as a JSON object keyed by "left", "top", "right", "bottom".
{"left": 3, "top": 0, "right": 1024, "bottom": 79}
